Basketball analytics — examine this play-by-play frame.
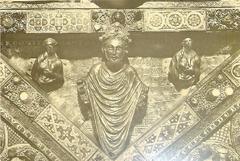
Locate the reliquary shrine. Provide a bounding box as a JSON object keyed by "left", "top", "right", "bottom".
{"left": 0, "top": 0, "right": 240, "bottom": 161}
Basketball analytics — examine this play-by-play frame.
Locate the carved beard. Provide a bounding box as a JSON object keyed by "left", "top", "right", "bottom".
{"left": 103, "top": 49, "right": 126, "bottom": 73}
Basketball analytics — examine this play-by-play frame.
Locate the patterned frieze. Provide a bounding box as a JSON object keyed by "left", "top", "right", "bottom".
{"left": 139, "top": 1, "right": 240, "bottom": 9}
{"left": 190, "top": 121, "right": 240, "bottom": 161}
{"left": 1, "top": 73, "right": 49, "bottom": 119}
{"left": 186, "top": 73, "right": 237, "bottom": 118}
{"left": 231, "top": 111, "right": 240, "bottom": 156}
{"left": 0, "top": 108, "right": 61, "bottom": 161}
{"left": 171, "top": 100, "right": 240, "bottom": 161}
{"left": 26, "top": 10, "right": 92, "bottom": 33}
{"left": 0, "top": 144, "right": 49, "bottom": 161}
{"left": 183, "top": 141, "right": 240, "bottom": 161}
{"left": 0, "top": 12, "right": 26, "bottom": 33}
{"left": 35, "top": 106, "right": 98, "bottom": 161}
{"left": 91, "top": 9, "right": 143, "bottom": 32}
{"left": 0, "top": 2, "right": 99, "bottom": 10}
{"left": 207, "top": 8, "right": 240, "bottom": 31}
{"left": 223, "top": 54, "right": 240, "bottom": 87}
{"left": 135, "top": 103, "right": 200, "bottom": 160}
{"left": 1, "top": 8, "right": 240, "bottom": 33}
{"left": 186, "top": 53, "right": 240, "bottom": 118}
{"left": 0, "top": 58, "right": 13, "bottom": 87}
{"left": 144, "top": 9, "right": 206, "bottom": 32}
{"left": 1, "top": 1, "right": 240, "bottom": 10}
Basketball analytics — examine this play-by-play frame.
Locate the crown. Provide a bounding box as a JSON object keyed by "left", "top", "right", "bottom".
{"left": 99, "top": 22, "right": 132, "bottom": 44}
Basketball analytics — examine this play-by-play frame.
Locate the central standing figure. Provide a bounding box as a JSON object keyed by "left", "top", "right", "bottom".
{"left": 77, "top": 22, "right": 148, "bottom": 158}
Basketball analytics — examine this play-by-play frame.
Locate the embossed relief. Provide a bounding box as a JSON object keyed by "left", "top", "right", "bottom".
{"left": 184, "top": 117, "right": 240, "bottom": 161}
{"left": 144, "top": 10, "right": 206, "bottom": 31}
{"left": 1, "top": 1, "right": 240, "bottom": 161}
{"left": 231, "top": 112, "right": 240, "bottom": 156}
{"left": 0, "top": 114, "right": 49, "bottom": 161}
{"left": 0, "top": 12, "right": 26, "bottom": 33}
{"left": 35, "top": 106, "right": 97, "bottom": 161}
{"left": 27, "top": 10, "right": 92, "bottom": 33}
{"left": 136, "top": 103, "right": 200, "bottom": 160}
{"left": 0, "top": 59, "right": 13, "bottom": 86}
{"left": 207, "top": 8, "right": 240, "bottom": 31}
{"left": 2, "top": 74, "right": 49, "bottom": 118}
{"left": 1, "top": 42, "right": 240, "bottom": 160}
{"left": 91, "top": 10, "right": 143, "bottom": 32}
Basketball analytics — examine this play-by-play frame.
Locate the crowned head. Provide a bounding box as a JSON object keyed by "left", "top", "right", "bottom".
{"left": 100, "top": 22, "right": 131, "bottom": 72}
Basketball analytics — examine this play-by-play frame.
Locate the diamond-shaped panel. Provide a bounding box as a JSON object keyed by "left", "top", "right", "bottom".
{"left": 36, "top": 106, "right": 98, "bottom": 161}
{"left": 136, "top": 103, "right": 200, "bottom": 160}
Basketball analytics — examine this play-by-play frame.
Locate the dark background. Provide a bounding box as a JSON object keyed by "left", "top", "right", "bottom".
{"left": 2, "top": 31, "right": 240, "bottom": 59}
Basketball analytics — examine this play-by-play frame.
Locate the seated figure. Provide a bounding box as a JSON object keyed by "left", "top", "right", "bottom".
{"left": 168, "top": 38, "right": 201, "bottom": 91}
{"left": 77, "top": 22, "right": 148, "bottom": 159}
{"left": 31, "top": 38, "right": 64, "bottom": 92}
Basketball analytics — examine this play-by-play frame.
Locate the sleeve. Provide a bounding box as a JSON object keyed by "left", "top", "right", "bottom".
{"left": 77, "top": 79, "right": 92, "bottom": 121}
{"left": 31, "top": 57, "right": 40, "bottom": 82}
{"left": 52, "top": 61, "right": 64, "bottom": 85}
{"left": 168, "top": 53, "right": 179, "bottom": 82}
{"left": 193, "top": 54, "right": 201, "bottom": 82}
{"left": 132, "top": 85, "right": 149, "bottom": 125}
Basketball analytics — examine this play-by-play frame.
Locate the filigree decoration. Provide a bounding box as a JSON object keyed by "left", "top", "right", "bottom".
{"left": 36, "top": 106, "right": 97, "bottom": 161}
{"left": 7, "top": 125, "right": 28, "bottom": 147}
{"left": 171, "top": 101, "right": 240, "bottom": 161}
{"left": 208, "top": 122, "right": 231, "bottom": 146}
{"left": 27, "top": 10, "right": 91, "bottom": 33}
{"left": 223, "top": 54, "right": 240, "bottom": 87}
{"left": 184, "top": 142, "right": 240, "bottom": 161}
{"left": 0, "top": 144, "right": 48, "bottom": 161}
{"left": 0, "top": 118, "right": 6, "bottom": 155}
{"left": 187, "top": 73, "right": 237, "bottom": 117}
{"left": 1, "top": 75, "right": 49, "bottom": 119}
{"left": 144, "top": 10, "right": 206, "bottom": 31}
{"left": 0, "top": 2, "right": 99, "bottom": 10}
{"left": 135, "top": 103, "right": 200, "bottom": 160}
{"left": 207, "top": 9, "right": 240, "bottom": 30}
{"left": 0, "top": 59, "right": 13, "bottom": 87}
{"left": 139, "top": 2, "right": 240, "bottom": 9}
{"left": 0, "top": 12, "right": 26, "bottom": 33}
{"left": 91, "top": 10, "right": 143, "bottom": 32}
{"left": 231, "top": 112, "right": 240, "bottom": 156}
{"left": 0, "top": 108, "right": 61, "bottom": 161}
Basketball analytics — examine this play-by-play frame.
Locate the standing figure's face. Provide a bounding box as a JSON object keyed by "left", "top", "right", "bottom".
{"left": 103, "top": 38, "right": 127, "bottom": 67}
{"left": 45, "top": 44, "right": 57, "bottom": 55}
{"left": 183, "top": 38, "right": 192, "bottom": 49}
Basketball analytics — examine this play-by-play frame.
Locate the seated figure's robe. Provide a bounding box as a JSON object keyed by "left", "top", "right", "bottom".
{"left": 78, "top": 62, "right": 148, "bottom": 158}
{"left": 168, "top": 49, "right": 201, "bottom": 91}
{"left": 31, "top": 52, "right": 64, "bottom": 92}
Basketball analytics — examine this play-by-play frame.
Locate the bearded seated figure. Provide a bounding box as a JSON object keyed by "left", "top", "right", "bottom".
{"left": 77, "top": 23, "right": 148, "bottom": 159}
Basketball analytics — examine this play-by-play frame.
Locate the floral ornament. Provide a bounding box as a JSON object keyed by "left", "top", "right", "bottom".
{"left": 0, "top": 12, "right": 26, "bottom": 33}
{"left": 99, "top": 22, "right": 132, "bottom": 45}
{"left": 207, "top": 9, "right": 240, "bottom": 30}
{"left": 57, "top": 126, "right": 74, "bottom": 142}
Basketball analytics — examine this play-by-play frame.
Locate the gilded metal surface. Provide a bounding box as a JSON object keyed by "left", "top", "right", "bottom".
{"left": 1, "top": 1, "right": 240, "bottom": 161}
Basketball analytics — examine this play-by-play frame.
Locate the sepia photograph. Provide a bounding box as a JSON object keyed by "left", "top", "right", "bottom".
{"left": 0, "top": 0, "right": 240, "bottom": 161}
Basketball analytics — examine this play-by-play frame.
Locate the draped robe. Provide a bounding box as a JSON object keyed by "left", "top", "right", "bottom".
{"left": 31, "top": 52, "right": 64, "bottom": 92}
{"left": 78, "top": 62, "right": 148, "bottom": 158}
{"left": 168, "top": 49, "right": 201, "bottom": 91}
